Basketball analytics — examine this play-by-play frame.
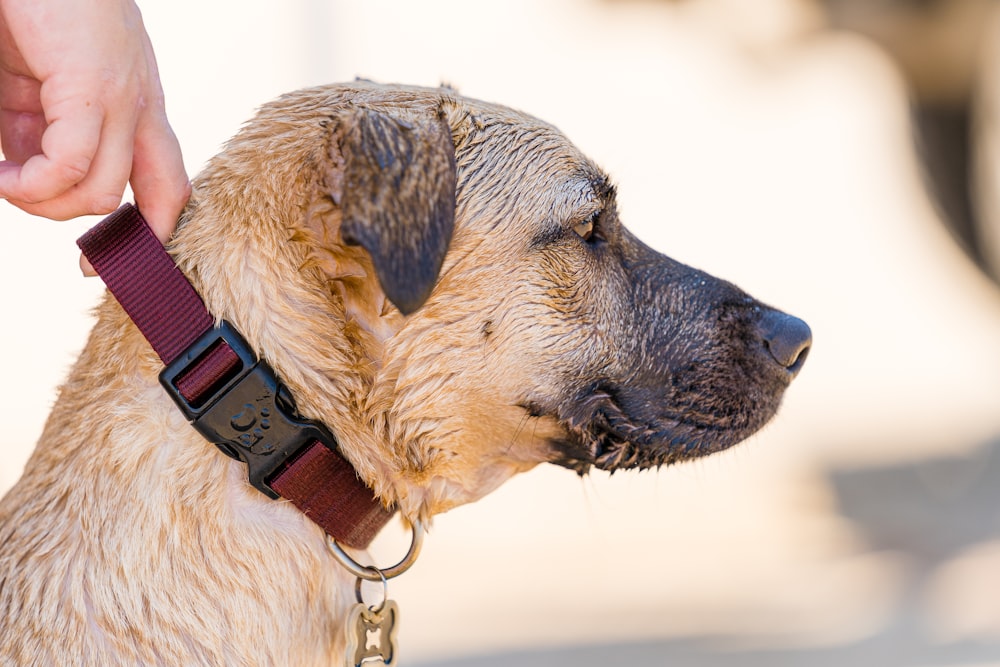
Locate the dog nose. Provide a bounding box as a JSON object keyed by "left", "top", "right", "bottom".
{"left": 759, "top": 310, "right": 811, "bottom": 375}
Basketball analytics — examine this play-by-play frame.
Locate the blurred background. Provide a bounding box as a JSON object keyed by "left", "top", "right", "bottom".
{"left": 3, "top": 0, "right": 1000, "bottom": 664}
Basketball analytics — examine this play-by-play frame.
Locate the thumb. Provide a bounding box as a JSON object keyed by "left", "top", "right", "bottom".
{"left": 130, "top": 107, "right": 190, "bottom": 244}
{"left": 78, "top": 111, "right": 188, "bottom": 277}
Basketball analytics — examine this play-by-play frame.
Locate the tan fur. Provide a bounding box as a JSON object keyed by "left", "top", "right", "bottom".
{"left": 0, "top": 81, "right": 808, "bottom": 664}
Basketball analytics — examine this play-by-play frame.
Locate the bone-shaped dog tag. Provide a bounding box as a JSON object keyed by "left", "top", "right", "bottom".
{"left": 344, "top": 599, "right": 399, "bottom": 667}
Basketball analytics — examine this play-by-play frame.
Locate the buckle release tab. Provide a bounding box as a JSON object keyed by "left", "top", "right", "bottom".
{"left": 158, "top": 321, "right": 334, "bottom": 499}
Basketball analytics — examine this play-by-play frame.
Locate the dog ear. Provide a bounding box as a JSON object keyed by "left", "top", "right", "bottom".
{"left": 335, "top": 106, "right": 457, "bottom": 315}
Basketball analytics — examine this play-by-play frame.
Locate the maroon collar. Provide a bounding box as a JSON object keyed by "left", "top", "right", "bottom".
{"left": 77, "top": 204, "right": 394, "bottom": 549}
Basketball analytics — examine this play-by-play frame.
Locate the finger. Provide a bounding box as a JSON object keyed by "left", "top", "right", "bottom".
{"left": 0, "top": 99, "right": 104, "bottom": 205}
{"left": 0, "top": 109, "right": 45, "bottom": 162}
{"left": 75, "top": 111, "right": 188, "bottom": 278}
{"left": 3, "top": 103, "right": 139, "bottom": 221}
{"left": 131, "top": 107, "right": 189, "bottom": 244}
{"left": 0, "top": 70, "right": 45, "bottom": 162}
{"left": 74, "top": 106, "right": 189, "bottom": 278}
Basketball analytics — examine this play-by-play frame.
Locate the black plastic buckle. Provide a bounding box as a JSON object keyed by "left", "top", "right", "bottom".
{"left": 158, "top": 321, "right": 335, "bottom": 499}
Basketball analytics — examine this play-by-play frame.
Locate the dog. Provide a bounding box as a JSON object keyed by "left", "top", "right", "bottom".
{"left": 0, "top": 81, "right": 811, "bottom": 665}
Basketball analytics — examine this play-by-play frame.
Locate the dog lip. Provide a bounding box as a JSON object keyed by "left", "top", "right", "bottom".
{"left": 541, "top": 377, "right": 782, "bottom": 474}
{"left": 545, "top": 402, "right": 732, "bottom": 474}
{"left": 550, "top": 426, "right": 698, "bottom": 473}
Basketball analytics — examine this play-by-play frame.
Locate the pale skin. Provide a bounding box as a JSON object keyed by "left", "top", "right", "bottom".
{"left": 0, "top": 0, "right": 190, "bottom": 272}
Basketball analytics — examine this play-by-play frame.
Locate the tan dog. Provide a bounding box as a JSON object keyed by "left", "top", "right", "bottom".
{"left": 0, "top": 81, "right": 810, "bottom": 665}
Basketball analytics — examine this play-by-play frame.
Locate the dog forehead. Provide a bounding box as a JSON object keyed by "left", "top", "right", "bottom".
{"left": 286, "top": 80, "right": 602, "bottom": 196}
{"left": 441, "top": 103, "right": 606, "bottom": 216}
{"left": 264, "top": 81, "right": 608, "bottom": 235}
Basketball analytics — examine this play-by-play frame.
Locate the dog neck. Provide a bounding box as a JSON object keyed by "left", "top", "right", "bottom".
{"left": 77, "top": 204, "right": 395, "bottom": 550}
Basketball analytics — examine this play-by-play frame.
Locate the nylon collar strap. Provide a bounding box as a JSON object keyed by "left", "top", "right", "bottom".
{"left": 77, "top": 203, "right": 395, "bottom": 549}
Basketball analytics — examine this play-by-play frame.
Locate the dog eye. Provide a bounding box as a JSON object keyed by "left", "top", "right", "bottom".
{"left": 572, "top": 212, "right": 599, "bottom": 242}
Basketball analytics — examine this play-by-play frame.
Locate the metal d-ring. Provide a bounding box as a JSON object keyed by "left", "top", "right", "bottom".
{"left": 326, "top": 522, "right": 424, "bottom": 581}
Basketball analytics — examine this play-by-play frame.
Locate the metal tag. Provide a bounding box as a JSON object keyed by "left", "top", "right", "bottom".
{"left": 344, "top": 599, "right": 399, "bottom": 667}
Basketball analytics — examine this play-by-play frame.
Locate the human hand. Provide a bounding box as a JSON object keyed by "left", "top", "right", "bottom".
{"left": 0, "top": 0, "right": 190, "bottom": 272}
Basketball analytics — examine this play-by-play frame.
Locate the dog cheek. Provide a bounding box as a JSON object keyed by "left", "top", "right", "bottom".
{"left": 374, "top": 327, "right": 570, "bottom": 517}
{"left": 387, "top": 403, "right": 559, "bottom": 518}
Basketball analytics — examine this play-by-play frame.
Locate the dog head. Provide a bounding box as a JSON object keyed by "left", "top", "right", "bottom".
{"left": 175, "top": 81, "right": 810, "bottom": 521}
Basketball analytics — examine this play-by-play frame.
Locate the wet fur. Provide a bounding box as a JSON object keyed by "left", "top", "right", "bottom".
{"left": 0, "top": 81, "right": 806, "bottom": 664}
